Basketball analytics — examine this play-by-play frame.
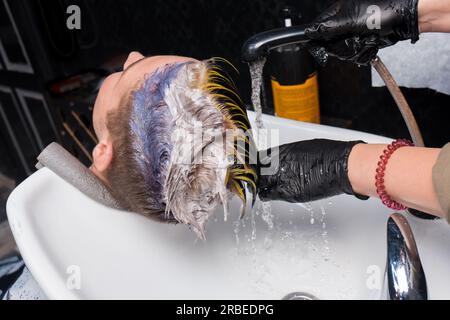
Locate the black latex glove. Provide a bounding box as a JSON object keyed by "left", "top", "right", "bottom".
{"left": 257, "top": 139, "right": 367, "bottom": 203}
{"left": 305, "top": 0, "right": 420, "bottom": 66}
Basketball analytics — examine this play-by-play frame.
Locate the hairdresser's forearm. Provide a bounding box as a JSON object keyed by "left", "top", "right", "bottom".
{"left": 348, "top": 144, "right": 444, "bottom": 217}
{"left": 419, "top": 0, "right": 450, "bottom": 32}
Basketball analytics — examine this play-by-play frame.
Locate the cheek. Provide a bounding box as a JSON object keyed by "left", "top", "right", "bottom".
{"left": 92, "top": 107, "right": 101, "bottom": 136}
{"left": 92, "top": 95, "right": 113, "bottom": 140}
{"left": 93, "top": 105, "right": 109, "bottom": 139}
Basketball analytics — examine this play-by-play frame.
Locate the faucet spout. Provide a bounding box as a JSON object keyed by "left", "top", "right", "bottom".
{"left": 386, "top": 213, "right": 427, "bottom": 300}
{"left": 241, "top": 25, "right": 312, "bottom": 63}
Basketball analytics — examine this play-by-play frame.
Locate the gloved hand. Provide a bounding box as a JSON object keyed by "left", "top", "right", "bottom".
{"left": 257, "top": 139, "right": 367, "bottom": 203}
{"left": 305, "top": 0, "right": 420, "bottom": 66}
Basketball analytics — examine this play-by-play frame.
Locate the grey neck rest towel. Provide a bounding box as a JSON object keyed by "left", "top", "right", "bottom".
{"left": 36, "top": 142, "right": 121, "bottom": 209}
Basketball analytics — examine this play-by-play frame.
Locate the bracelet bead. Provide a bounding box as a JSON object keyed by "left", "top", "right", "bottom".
{"left": 375, "top": 139, "right": 414, "bottom": 211}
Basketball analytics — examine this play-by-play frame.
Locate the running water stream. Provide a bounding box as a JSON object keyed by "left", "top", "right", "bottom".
{"left": 246, "top": 59, "right": 332, "bottom": 257}
{"left": 249, "top": 58, "right": 267, "bottom": 130}
{"left": 228, "top": 60, "right": 338, "bottom": 296}
{"left": 247, "top": 58, "right": 276, "bottom": 249}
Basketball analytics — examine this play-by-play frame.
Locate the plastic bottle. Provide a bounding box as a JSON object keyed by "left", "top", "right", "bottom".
{"left": 269, "top": 6, "right": 320, "bottom": 123}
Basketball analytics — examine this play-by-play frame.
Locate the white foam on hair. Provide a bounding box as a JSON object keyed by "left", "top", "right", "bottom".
{"left": 163, "top": 61, "right": 236, "bottom": 239}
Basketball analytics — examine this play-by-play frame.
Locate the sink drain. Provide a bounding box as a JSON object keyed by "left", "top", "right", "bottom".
{"left": 282, "top": 292, "right": 319, "bottom": 300}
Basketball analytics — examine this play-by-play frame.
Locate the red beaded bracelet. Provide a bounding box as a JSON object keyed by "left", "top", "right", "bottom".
{"left": 375, "top": 139, "right": 414, "bottom": 211}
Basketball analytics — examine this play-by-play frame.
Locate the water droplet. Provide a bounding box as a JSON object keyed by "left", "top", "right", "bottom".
{"left": 233, "top": 220, "right": 241, "bottom": 246}
{"left": 264, "top": 237, "right": 273, "bottom": 249}
{"left": 251, "top": 207, "right": 257, "bottom": 242}
{"left": 261, "top": 202, "right": 274, "bottom": 230}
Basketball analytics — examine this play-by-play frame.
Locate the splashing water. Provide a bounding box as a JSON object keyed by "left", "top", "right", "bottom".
{"left": 249, "top": 58, "right": 267, "bottom": 130}
{"left": 230, "top": 199, "right": 349, "bottom": 298}
{"left": 251, "top": 207, "right": 257, "bottom": 243}
{"left": 320, "top": 204, "right": 330, "bottom": 262}
{"left": 226, "top": 61, "right": 352, "bottom": 297}
{"left": 233, "top": 220, "right": 241, "bottom": 246}
{"left": 248, "top": 58, "right": 274, "bottom": 248}
{"left": 305, "top": 203, "right": 315, "bottom": 225}
{"left": 261, "top": 201, "right": 274, "bottom": 230}
{"left": 260, "top": 201, "right": 274, "bottom": 249}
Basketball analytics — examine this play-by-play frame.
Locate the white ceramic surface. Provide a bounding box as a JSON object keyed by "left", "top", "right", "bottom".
{"left": 7, "top": 112, "right": 450, "bottom": 299}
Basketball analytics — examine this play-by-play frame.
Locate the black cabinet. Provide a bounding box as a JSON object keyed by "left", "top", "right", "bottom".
{"left": 0, "top": 0, "right": 60, "bottom": 182}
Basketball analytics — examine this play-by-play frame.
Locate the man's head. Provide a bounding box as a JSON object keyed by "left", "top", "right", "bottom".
{"left": 91, "top": 52, "right": 256, "bottom": 238}
{"left": 91, "top": 53, "right": 193, "bottom": 178}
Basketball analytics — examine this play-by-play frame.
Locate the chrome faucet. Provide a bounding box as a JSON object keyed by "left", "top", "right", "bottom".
{"left": 386, "top": 213, "right": 427, "bottom": 300}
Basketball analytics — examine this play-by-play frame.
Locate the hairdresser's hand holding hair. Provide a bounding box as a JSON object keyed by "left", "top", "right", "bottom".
{"left": 257, "top": 140, "right": 366, "bottom": 202}
{"left": 305, "top": 0, "right": 450, "bottom": 65}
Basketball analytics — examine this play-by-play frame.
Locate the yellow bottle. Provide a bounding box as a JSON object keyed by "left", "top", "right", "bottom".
{"left": 271, "top": 72, "right": 320, "bottom": 124}
{"left": 269, "top": 7, "right": 320, "bottom": 124}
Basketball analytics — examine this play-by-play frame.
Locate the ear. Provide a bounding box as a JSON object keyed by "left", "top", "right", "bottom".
{"left": 91, "top": 141, "right": 113, "bottom": 174}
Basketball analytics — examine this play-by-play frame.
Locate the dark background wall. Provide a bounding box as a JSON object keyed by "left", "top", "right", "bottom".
{"left": 1, "top": 0, "right": 449, "bottom": 184}
{"left": 35, "top": 0, "right": 450, "bottom": 146}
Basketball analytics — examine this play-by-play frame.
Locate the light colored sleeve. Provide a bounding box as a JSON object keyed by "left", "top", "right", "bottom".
{"left": 432, "top": 143, "right": 450, "bottom": 223}
{"left": 3, "top": 267, "right": 47, "bottom": 300}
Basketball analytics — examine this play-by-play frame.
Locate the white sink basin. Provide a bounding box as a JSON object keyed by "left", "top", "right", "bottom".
{"left": 7, "top": 111, "right": 450, "bottom": 299}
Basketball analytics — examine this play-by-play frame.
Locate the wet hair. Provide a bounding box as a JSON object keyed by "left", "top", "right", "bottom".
{"left": 105, "top": 59, "right": 257, "bottom": 238}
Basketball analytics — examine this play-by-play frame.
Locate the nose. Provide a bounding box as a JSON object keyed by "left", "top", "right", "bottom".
{"left": 123, "top": 51, "right": 144, "bottom": 70}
